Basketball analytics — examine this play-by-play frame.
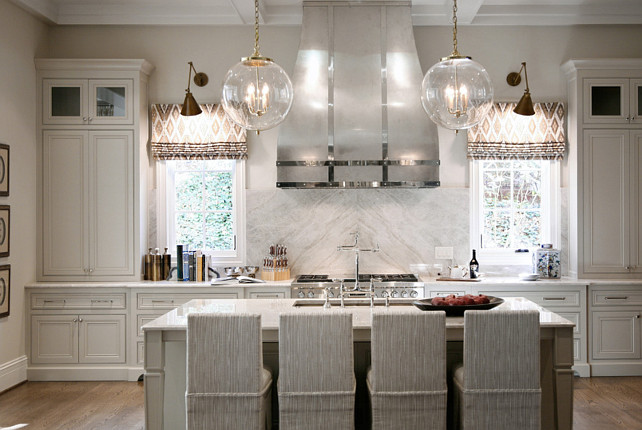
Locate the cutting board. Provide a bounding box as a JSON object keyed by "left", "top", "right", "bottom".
{"left": 436, "top": 277, "right": 482, "bottom": 282}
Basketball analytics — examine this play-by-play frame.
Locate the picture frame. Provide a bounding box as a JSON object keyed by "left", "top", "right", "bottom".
{"left": 0, "top": 206, "right": 8, "bottom": 257}
{"left": 0, "top": 144, "right": 8, "bottom": 196}
{"left": 0, "top": 264, "right": 9, "bottom": 318}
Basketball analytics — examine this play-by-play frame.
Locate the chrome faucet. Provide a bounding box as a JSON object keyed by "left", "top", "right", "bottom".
{"left": 337, "top": 232, "right": 380, "bottom": 304}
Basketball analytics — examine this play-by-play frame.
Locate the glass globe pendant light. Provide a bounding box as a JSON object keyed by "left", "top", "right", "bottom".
{"left": 221, "top": 0, "right": 294, "bottom": 132}
{"left": 421, "top": 0, "right": 493, "bottom": 131}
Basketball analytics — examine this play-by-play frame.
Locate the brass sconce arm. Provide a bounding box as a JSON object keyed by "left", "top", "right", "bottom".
{"left": 507, "top": 61, "right": 535, "bottom": 116}
{"left": 181, "top": 61, "right": 209, "bottom": 117}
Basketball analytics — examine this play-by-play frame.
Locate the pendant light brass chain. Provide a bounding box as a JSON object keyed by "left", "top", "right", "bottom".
{"left": 253, "top": 0, "right": 261, "bottom": 57}
{"left": 451, "top": 0, "right": 459, "bottom": 57}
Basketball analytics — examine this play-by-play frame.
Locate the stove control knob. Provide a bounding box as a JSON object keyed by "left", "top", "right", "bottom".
{"left": 381, "top": 291, "right": 389, "bottom": 298}
{"left": 410, "top": 290, "right": 419, "bottom": 298}
{"left": 401, "top": 290, "right": 409, "bottom": 298}
{"left": 308, "top": 291, "right": 315, "bottom": 298}
{"left": 391, "top": 290, "right": 399, "bottom": 298}
{"left": 297, "top": 291, "right": 305, "bottom": 298}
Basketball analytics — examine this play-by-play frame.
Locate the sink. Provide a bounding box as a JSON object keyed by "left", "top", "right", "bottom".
{"left": 292, "top": 298, "right": 416, "bottom": 307}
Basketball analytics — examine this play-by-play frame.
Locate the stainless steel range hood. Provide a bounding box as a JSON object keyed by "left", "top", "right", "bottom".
{"left": 276, "top": 0, "right": 439, "bottom": 189}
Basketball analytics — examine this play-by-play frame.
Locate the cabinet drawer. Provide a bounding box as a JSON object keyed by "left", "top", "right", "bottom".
{"left": 32, "top": 293, "right": 126, "bottom": 310}
{"left": 137, "top": 293, "right": 240, "bottom": 309}
{"left": 248, "top": 291, "right": 286, "bottom": 299}
{"left": 428, "top": 290, "right": 467, "bottom": 298}
{"left": 592, "top": 291, "right": 642, "bottom": 306}
{"left": 480, "top": 291, "right": 580, "bottom": 307}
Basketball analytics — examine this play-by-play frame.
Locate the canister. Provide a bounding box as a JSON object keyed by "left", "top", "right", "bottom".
{"left": 533, "top": 244, "right": 561, "bottom": 278}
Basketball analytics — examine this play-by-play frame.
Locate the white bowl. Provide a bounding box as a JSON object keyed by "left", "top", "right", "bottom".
{"left": 519, "top": 273, "right": 540, "bottom": 281}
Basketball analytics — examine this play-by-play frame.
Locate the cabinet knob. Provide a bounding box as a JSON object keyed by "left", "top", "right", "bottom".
{"left": 73, "top": 318, "right": 78, "bottom": 322}
{"left": 82, "top": 117, "right": 87, "bottom": 122}
{"left": 78, "top": 318, "right": 83, "bottom": 322}
{"left": 89, "top": 268, "right": 94, "bottom": 273}
{"left": 88, "top": 117, "right": 93, "bottom": 122}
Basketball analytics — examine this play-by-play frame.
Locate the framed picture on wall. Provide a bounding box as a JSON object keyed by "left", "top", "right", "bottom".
{"left": 0, "top": 144, "right": 8, "bottom": 196}
{"left": 0, "top": 265, "right": 9, "bottom": 318}
{"left": 0, "top": 206, "right": 8, "bottom": 257}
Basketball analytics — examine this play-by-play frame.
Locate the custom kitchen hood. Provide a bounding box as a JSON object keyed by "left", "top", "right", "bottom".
{"left": 276, "top": 0, "right": 440, "bottom": 188}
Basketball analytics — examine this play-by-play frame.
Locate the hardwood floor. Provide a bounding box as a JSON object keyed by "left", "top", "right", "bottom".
{"left": 0, "top": 381, "right": 144, "bottom": 430}
{"left": 0, "top": 377, "right": 640, "bottom": 429}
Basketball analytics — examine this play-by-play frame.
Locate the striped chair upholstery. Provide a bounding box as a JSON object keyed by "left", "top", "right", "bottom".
{"left": 367, "top": 311, "right": 447, "bottom": 429}
{"left": 453, "top": 310, "right": 541, "bottom": 430}
{"left": 186, "top": 313, "right": 272, "bottom": 430}
{"left": 278, "top": 312, "right": 356, "bottom": 430}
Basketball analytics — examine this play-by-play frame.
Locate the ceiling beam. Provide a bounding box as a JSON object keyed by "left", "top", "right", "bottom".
{"left": 9, "top": 0, "right": 57, "bottom": 23}
{"left": 453, "top": 0, "right": 484, "bottom": 25}
{"left": 229, "top": 0, "right": 266, "bottom": 25}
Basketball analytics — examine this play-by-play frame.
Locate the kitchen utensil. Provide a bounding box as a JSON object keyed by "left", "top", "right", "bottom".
{"left": 224, "top": 267, "right": 244, "bottom": 277}
{"left": 244, "top": 266, "right": 259, "bottom": 278}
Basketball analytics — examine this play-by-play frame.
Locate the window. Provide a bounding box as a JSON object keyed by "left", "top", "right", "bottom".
{"left": 470, "top": 159, "right": 559, "bottom": 264}
{"left": 165, "top": 159, "right": 245, "bottom": 264}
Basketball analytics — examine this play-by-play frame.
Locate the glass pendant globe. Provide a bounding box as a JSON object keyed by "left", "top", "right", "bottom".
{"left": 221, "top": 58, "right": 294, "bottom": 131}
{"left": 421, "top": 57, "right": 493, "bottom": 130}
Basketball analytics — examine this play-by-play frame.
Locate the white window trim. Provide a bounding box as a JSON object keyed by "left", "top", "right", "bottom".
{"left": 469, "top": 159, "right": 561, "bottom": 265}
{"left": 156, "top": 160, "right": 246, "bottom": 266}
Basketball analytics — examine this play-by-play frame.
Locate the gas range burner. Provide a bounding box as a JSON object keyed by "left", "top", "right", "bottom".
{"left": 295, "top": 274, "right": 419, "bottom": 283}
{"left": 295, "top": 275, "right": 333, "bottom": 283}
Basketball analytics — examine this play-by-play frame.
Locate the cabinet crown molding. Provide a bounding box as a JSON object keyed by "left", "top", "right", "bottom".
{"left": 35, "top": 59, "right": 154, "bottom": 76}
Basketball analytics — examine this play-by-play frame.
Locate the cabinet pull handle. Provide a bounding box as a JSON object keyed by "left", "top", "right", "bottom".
{"left": 543, "top": 297, "right": 566, "bottom": 301}
{"left": 91, "top": 299, "right": 113, "bottom": 303}
{"left": 605, "top": 296, "right": 628, "bottom": 300}
{"left": 43, "top": 299, "right": 66, "bottom": 303}
{"left": 151, "top": 299, "right": 174, "bottom": 304}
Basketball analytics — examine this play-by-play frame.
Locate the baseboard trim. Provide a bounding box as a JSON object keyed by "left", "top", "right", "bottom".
{"left": 0, "top": 356, "right": 28, "bottom": 393}
{"left": 27, "top": 366, "right": 134, "bottom": 381}
{"left": 572, "top": 363, "right": 591, "bottom": 377}
{"left": 590, "top": 361, "right": 642, "bottom": 377}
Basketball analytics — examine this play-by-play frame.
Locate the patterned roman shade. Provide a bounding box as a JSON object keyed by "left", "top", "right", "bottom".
{"left": 150, "top": 104, "right": 247, "bottom": 160}
{"left": 467, "top": 102, "right": 565, "bottom": 160}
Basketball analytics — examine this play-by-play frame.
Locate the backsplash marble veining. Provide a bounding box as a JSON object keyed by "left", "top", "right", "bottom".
{"left": 246, "top": 188, "right": 470, "bottom": 276}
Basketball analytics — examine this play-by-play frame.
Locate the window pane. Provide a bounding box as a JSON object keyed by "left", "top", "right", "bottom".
{"left": 513, "top": 210, "right": 541, "bottom": 247}
{"left": 175, "top": 172, "right": 203, "bottom": 211}
{"left": 174, "top": 160, "right": 205, "bottom": 171}
{"left": 483, "top": 210, "right": 511, "bottom": 248}
{"left": 205, "top": 172, "right": 233, "bottom": 211}
{"left": 205, "top": 212, "right": 233, "bottom": 251}
{"left": 481, "top": 160, "right": 511, "bottom": 170}
{"left": 483, "top": 170, "right": 511, "bottom": 208}
{"left": 176, "top": 212, "right": 204, "bottom": 249}
{"left": 514, "top": 169, "right": 541, "bottom": 209}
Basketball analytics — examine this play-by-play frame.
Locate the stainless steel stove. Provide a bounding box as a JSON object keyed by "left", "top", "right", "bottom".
{"left": 291, "top": 274, "right": 424, "bottom": 299}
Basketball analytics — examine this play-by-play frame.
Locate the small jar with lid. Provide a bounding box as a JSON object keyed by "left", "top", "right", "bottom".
{"left": 532, "top": 244, "right": 561, "bottom": 278}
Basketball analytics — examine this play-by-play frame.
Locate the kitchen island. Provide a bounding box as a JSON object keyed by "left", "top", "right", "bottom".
{"left": 143, "top": 297, "right": 575, "bottom": 430}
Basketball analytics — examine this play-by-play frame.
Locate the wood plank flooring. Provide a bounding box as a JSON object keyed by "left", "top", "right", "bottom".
{"left": 0, "top": 377, "right": 640, "bottom": 429}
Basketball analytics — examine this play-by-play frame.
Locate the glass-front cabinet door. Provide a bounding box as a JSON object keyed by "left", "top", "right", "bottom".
{"left": 43, "top": 79, "right": 87, "bottom": 125}
{"left": 631, "top": 79, "right": 642, "bottom": 125}
{"left": 43, "top": 79, "right": 133, "bottom": 125}
{"left": 88, "top": 80, "right": 133, "bottom": 125}
{"left": 583, "top": 78, "right": 630, "bottom": 124}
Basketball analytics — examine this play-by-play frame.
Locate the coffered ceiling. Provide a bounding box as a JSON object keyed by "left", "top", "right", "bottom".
{"left": 11, "top": 0, "right": 642, "bottom": 26}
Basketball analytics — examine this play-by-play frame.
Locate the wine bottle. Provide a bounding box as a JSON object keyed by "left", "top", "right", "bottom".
{"left": 469, "top": 249, "right": 479, "bottom": 279}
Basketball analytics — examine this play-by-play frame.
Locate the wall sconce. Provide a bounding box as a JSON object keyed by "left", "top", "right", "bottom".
{"left": 181, "top": 61, "right": 209, "bottom": 116}
{"left": 506, "top": 62, "right": 535, "bottom": 116}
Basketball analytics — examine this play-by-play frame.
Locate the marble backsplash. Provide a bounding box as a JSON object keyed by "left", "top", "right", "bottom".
{"left": 246, "top": 187, "right": 570, "bottom": 277}
{"left": 246, "top": 188, "right": 471, "bottom": 276}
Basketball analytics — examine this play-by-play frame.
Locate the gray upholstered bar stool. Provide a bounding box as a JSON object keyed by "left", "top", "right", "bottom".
{"left": 367, "top": 311, "right": 447, "bottom": 430}
{"left": 453, "top": 310, "right": 541, "bottom": 430}
{"left": 185, "top": 313, "right": 272, "bottom": 430}
{"left": 278, "top": 313, "right": 356, "bottom": 430}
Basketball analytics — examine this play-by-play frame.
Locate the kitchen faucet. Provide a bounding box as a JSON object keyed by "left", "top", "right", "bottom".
{"left": 337, "top": 232, "right": 380, "bottom": 306}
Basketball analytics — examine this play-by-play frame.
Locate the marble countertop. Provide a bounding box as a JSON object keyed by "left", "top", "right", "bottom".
{"left": 142, "top": 297, "right": 575, "bottom": 333}
{"left": 25, "top": 280, "right": 294, "bottom": 289}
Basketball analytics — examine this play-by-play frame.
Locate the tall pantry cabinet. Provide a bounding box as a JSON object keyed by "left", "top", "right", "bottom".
{"left": 563, "top": 59, "right": 642, "bottom": 279}
{"left": 36, "top": 59, "right": 154, "bottom": 281}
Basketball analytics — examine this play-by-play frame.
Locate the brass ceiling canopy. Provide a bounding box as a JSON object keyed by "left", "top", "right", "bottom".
{"left": 180, "top": 61, "right": 208, "bottom": 116}
{"left": 507, "top": 62, "right": 535, "bottom": 116}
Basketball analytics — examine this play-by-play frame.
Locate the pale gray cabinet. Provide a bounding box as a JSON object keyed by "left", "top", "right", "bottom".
{"left": 589, "top": 285, "right": 642, "bottom": 376}
{"left": 31, "top": 314, "right": 126, "bottom": 364}
{"left": 581, "top": 130, "right": 642, "bottom": 274}
{"left": 42, "top": 130, "right": 134, "bottom": 277}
